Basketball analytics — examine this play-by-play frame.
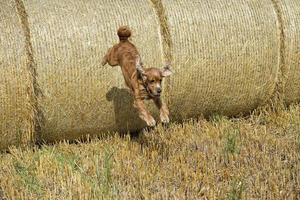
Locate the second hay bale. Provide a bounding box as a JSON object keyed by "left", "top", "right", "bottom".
{"left": 275, "top": 0, "right": 300, "bottom": 104}
{"left": 161, "top": 0, "right": 280, "bottom": 119}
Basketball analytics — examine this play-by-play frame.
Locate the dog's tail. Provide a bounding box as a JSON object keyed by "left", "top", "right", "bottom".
{"left": 117, "top": 26, "right": 131, "bottom": 41}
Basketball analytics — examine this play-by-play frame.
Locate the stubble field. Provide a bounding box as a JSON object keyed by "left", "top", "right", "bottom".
{"left": 0, "top": 105, "right": 300, "bottom": 199}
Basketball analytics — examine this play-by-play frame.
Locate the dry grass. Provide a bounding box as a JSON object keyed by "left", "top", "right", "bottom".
{"left": 0, "top": 105, "right": 299, "bottom": 199}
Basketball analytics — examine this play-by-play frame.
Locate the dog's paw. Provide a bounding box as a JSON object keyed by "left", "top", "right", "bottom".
{"left": 146, "top": 117, "right": 156, "bottom": 127}
{"left": 160, "top": 114, "right": 170, "bottom": 124}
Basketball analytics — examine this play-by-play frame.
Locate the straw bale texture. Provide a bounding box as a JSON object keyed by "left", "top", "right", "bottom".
{"left": 22, "top": 0, "right": 163, "bottom": 142}
{"left": 160, "top": 0, "right": 280, "bottom": 120}
{"left": 0, "top": 0, "right": 36, "bottom": 149}
{"left": 274, "top": 0, "right": 300, "bottom": 104}
{"left": 2, "top": 0, "right": 300, "bottom": 149}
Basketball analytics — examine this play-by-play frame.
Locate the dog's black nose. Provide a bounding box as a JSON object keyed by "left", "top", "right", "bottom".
{"left": 157, "top": 88, "right": 162, "bottom": 93}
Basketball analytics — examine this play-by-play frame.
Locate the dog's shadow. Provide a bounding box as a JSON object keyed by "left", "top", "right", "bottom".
{"left": 106, "top": 87, "right": 146, "bottom": 136}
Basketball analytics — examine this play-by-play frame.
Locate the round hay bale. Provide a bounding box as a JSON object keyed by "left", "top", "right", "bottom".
{"left": 275, "top": 0, "right": 300, "bottom": 104}
{"left": 0, "top": 0, "right": 35, "bottom": 149}
{"left": 2, "top": 0, "right": 300, "bottom": 149}
{"left": 160, "top": 0, "right": 280, "bottom": 120}
{"left": 22, "top": 0, "right": 163, "bottom": 142}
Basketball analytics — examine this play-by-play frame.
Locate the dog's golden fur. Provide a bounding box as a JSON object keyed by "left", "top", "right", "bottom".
{"left": 102, "top": 26, "right": 172, "bottom": 126}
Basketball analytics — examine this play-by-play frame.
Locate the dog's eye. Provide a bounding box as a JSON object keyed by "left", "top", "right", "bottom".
{"left": 150, "top": 80, "right": 155, "bottom": 83}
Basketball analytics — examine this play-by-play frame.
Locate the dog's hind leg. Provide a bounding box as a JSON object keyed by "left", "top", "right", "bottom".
{"left": 101, "top": 53, "right": 108, "bottom": 66}
{"left": 102, "top": 47, "right": 119, "bottom": 67}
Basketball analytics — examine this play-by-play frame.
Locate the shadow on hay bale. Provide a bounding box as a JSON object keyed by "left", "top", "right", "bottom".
{"left": 106, "top": 87, "right": 146, "bottom": 134}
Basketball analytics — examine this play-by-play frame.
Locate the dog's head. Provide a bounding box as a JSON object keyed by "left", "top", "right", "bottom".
{"left": 136, "top": 59, "right": 172, "bottom": 98}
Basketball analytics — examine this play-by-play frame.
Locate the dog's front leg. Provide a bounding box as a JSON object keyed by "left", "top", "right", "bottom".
{"left": 153, "top": 98, "right": 170, "bottom": 124}
{"left": 134, "top": 99, "right": 156, "bottom": 127}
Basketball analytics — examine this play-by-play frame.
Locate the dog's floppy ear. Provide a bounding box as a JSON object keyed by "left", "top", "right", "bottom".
{"left": 161, "top": 63, "right": 173, "bottom": 77}
{"left": 136, "top": 57, "right": 147, "bottom": 81}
